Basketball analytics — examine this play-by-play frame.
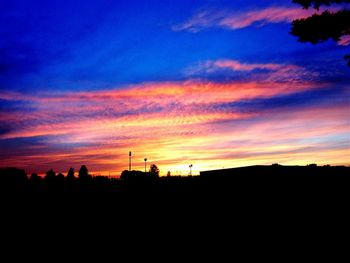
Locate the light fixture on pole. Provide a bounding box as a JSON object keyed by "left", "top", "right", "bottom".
{"left": 129, "top": 151, "right": 132, "bottom": 171}
{"left": 144, "top": 158, "right": 147, "bottom": 173}
{"left": 189, "top": 164, "right": 193, "bottom": 176}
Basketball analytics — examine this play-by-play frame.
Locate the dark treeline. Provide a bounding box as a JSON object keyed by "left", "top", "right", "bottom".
{"left": 1, "top": 164, "right": 349, "bottom": 198}
{"left": 0, "top": 164, "right": 162, "bottom": 194}
{"left": 1, "top": 163, "right": 349, "bottom": 243}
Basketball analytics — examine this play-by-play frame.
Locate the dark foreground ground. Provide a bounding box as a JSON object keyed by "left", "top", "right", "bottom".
{"left": 1, "top": 164, "right": 349, "bottom": 209}
{"left": 1, "top": 165, "right": 349, "bottom": 257}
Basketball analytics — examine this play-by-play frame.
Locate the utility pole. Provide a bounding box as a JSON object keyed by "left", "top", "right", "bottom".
{"left": 129, "top": 151, "right": 132, "bottom": 171}
{"left": 144, "top": 158, "right": 147, "bottom": 173}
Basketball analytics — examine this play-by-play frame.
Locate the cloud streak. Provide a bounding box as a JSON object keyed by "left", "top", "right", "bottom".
{"left": 184, "top": 59, "right": 318, "bottom": 83}
{"left": 173, "top": 6, "right": 346, "bottom": 32}
{"left": 186, "top": 59, "right": 301, "bottom": 74}
{"left": 1, "top": 74, "right": 349, "bottom": 175}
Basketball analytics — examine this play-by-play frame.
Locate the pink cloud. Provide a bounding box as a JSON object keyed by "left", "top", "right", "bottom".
{"left": 0, "top": 78, "right": 324, "bottom": 144}
{"left": 213, "top": 60, "right": 282, "bottom": 71}
{"left": 187, "top": 59, "right": 300, "bottom": 73}
{"left": 219, "top": 7, "right": 320, "bottom": 29}
{"left": 338, "top": 35, "right": 350, "bottom": 46}
{"left": 2, "top": 97, "right": 349, "bottom": 176}
{"left": 173, "top": 6, "right": 345, "bottom": 32}
{"left": 185, "top": 59, "right": 314, "bottom": 83}
{"left": 1, "top": 78, "right": 348, "bottom": 176}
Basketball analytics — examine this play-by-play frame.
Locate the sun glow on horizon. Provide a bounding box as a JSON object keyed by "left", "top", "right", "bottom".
{"left": 1, "top": 80, "right": 348, "bottom": 176}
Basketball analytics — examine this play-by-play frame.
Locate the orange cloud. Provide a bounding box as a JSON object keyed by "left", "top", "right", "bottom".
{"left": 0, "top": 80, "right": 321, "bottom": 140}
{"left": 1, "top": 79, "right": 348, "bottom": 176}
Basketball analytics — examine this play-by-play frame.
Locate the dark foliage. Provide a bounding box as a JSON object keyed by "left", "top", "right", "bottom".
{"left": 29, "top": 173, "right": 40, "bottom": 182}
{"left": 45, "top": 169, "right": 56, "bottom": 184}
{"left": 1, "top": 164, "right": 350, "bottom": 243}
{"left": 0, "top": 167, "right": 27, "bottom": 191}
{"left": 293, "top": 0, "right": 350, "bottom": 9}
{"left": 345, "top": 54, "right": 350, "bottom": 66}
{"left": 291, "top": 0, "right": 350, "bottom": 66}
{"left": 149, "top": 164, "right": 160, "bottom": 177}
{"left": 67, "top": 167, "right": 75, "bottom": 180}
{"left": 291, "top": 10, "right": 350, "bottom": 44}
{"left": 79, "top": 165, "right": 91, "bottom": 181}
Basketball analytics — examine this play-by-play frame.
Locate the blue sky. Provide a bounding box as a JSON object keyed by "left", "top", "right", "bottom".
{"left": 2, "top": 0, "right": 348, "bottom": 92}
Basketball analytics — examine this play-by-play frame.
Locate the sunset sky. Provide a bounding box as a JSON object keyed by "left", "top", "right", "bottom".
{"left": 1, "top": 0, "right": 349, "bottom": 176}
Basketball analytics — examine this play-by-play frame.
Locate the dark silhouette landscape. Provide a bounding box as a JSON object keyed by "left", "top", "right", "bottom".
{"left": 2, "top": 162, "right": 349, "bottom": 235}
{"left": 1, "top": 163, "right": 349, "bottom": 198}
{"left": 0, "top": 1, "right": 349, "bottom": 252}
{"left": 1, "top": 163, "right": 348, "bottom": 257}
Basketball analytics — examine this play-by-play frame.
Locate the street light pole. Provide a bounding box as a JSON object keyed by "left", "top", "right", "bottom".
{"left": 144, "top": 158, "right": 147, "bottom": 173}
{"left": 129, "top": 151, "right": 132, "bottom": 171}
{"left": 189, "top": 164, "right": 193, "bottom": 176}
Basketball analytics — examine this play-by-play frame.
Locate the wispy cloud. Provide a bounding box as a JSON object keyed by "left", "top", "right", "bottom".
{"left": 172, "top": 6, "right": 343, "bottom": 32}
{"left": 186, "top": 59, "right": 300, "bottom": 73}
{"left": 1, "top": 76, "right": 349, "bottom": 175}
{"left": 338, "top": 35, "right": 350, "bottom": 46}
{"left": 184, "top": 59, "right": 317, "bottom": 83}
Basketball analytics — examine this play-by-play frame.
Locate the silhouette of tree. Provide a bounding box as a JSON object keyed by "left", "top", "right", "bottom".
{"left": 149, "top": 164, "right": 160, "bottom": 178}
{"left": 291, "top": 0, "right": 350, "bottom": 66}
{"left": 30, "top": 173, "right": 40, "bottom": 182}
{"left": 67, "top": 167, "right": 75, "bottom": 180}
{"left": 45, "top": 169, "right": 56, "bottom": 180}
{"left": 79, "top": 165, "right": 91, "bottom": 180}
{"left": 293, "top": 0, "right": 348, "bottom": 9}
{"left": 292, "top": 10, "right": 350, "bottom": 44}
{"left": 345, "top": 54, "right": 350, "bottom": 66}
{"left": 0, "top": 167, "right": 28, "bottom": 189}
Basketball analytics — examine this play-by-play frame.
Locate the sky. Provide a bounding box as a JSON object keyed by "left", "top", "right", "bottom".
{"left": 0, "top": 0, "right": 349, "bottom": 176}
